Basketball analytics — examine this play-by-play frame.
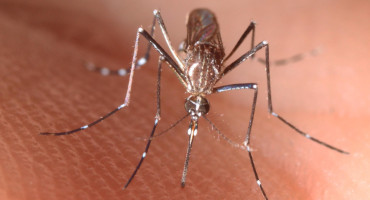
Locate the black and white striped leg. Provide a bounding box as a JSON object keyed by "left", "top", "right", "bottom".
{"left": 257, "top": 48, "right": 321, "bottom": 66}
{"left": 85, "top": 15, "right": 157, "bottom": 77}
{"left": 221, "top": 41, "right": 349, "bottom": 154}
{"left": 221, "top": 21, "right": 319, "bottom": 68}
{"left": 123, "top": 57, "right": 163, "bottom": 189}
{"left": 85, "top": 61, "right": 131, "bottom": 77}
{"left": 40, "top": 104, "right": 127, "bottom": 136}
{"left": 41, "top": 27, "right": 153, "bottom": 136}
{"left": 213, "top": 83, "right": 267, "bottom": 200}
{"left": 88, "top": 9, "right": 189, "bottom": 79}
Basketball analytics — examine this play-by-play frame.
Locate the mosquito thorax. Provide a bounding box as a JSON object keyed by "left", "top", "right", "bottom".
{"left": 184, "top": 95, "right": 210, "bottom": 116}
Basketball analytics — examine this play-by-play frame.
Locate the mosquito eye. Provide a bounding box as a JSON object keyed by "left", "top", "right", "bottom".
{"left": 184, "top": 99, "right": 194, "bottom": 113}
{"left": 184, "top": 96, "right": 210, "bottom": 115}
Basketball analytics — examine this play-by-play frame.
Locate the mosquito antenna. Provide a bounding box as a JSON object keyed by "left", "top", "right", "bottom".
{"left": 202, "top": 115, "right": 245, "bottom": 150}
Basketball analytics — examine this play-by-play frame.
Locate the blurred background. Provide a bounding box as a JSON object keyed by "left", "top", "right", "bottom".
{"left": 0, "top": 0, "right": 369, "bottom": 199}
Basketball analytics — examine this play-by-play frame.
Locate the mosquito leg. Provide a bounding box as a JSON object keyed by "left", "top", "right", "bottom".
{"left": 85, "top": 15, "right": 157, "bottom": 76}
{"left": 212, "top": 83, "right": 267, "bottom": 199}
{"left": 257, "top": 48, "right": 321, "bottom": 66}
{"left": 223, "top": 21, "right": 256, "bottom": 63}
{"left": 220, "top": 41, "right": 267, "bottom": 77}
{"left": 150, "top": 113, "right": 190, "bottom": 140}
{"left": 123, "top": 56, "right": 163, "bottom": 189}
{"left": 138, "top": 28, "right": 187, "bottom": 84}
{"left": 41, "top": 26, "right": 183, "bottom": 136}
{"left": 153, "top": 9, "right": 185, "bottom": 70}
{"left": 41, "top": 27, "right": 144, "bottom": 136}
{"left": 85, "top": 61, "right": 129, "bottom": 76}
{"left": 221, "top": 20, "right": 319, "bottom": 67}
{"left": 220, "top": 41, "right": 349, "bottom": 154}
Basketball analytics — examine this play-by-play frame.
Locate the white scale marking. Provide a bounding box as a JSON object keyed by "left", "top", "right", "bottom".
{"left": 81, "top": 125, "right": 88, "bottom": 129}
{"left": 142, "top": 152, "right": 146, "bottom": 158}
{"left": 118, "top": 104, "right": 126, "bottom": 109}
{"left": 187, "top": 128, "right": 191, "bottom": 135}
{"left": 305, "top": 134, "right": 311, "bottom": 138}
{"left": 257, "top": 180, "right": 261, "bottom": 186}
{"left": 85, "top": 62, "right": 95, "bottom": 71}
{"left": 118, "top": 69, "right": 127, "bottom": 76}
{"left": 137, "top": 58, "right": 147, "bottom": 66}
{"left": 101, "top": 67, "right": 110, "bottom": 76}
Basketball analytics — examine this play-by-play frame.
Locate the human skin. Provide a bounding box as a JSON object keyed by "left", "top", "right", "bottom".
{"left": 0, "top": 0, "right": 369, "bottom": 199}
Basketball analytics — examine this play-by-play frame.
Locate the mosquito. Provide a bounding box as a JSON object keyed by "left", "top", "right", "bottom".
{"left": 41, "top": 8, "right": 349, "bottom": 199}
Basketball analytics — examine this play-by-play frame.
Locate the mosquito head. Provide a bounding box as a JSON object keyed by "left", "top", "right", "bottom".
{"left": 184, "top": 95, "right": 210, "bottom": 117}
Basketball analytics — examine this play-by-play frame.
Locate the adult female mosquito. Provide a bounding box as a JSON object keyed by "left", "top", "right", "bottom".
{"left": 41, "top": 8, "right": 349, "bottom": 199}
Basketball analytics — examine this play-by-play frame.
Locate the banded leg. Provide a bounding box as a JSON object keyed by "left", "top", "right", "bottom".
{"left": 220, "top": 41, "right": 349, "bottom": 154}
{"left": 89, "top": 10, "right": 187, "bottom": 79}
{"left": 86, "top": 15, "right": 157, "bottom": 76}
{"left": 257, "top": 48, "right": 321, "bottom": 66}
{"left": 41, "top": 26, "right": 184, "bottom": 136}
{"left": 123, "top": 56, "right": 163, "bottom": 189}
{"left": 221, "top": 21, "right": 318, "bottom": 67}
{"left": 213, "top": 83, "right": 267, "bottom": 200}
{"left": 40, "top": 28, "right": 144, "bottom": 136}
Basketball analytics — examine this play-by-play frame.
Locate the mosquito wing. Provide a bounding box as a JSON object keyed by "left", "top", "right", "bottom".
{"left": 185, "top": 9, "right": 224, "bottom": 52}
